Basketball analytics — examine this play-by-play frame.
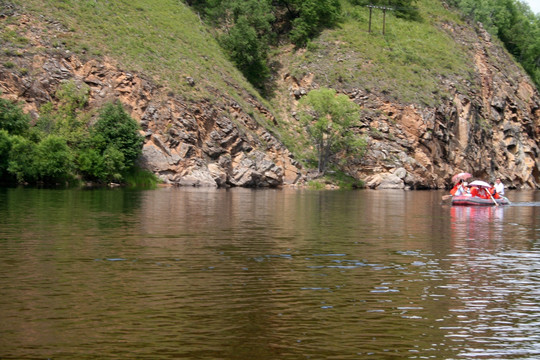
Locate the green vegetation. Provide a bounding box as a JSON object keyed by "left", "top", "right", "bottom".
{"left": 16, "top": 0, "right": 258, "bottom": 103}
{"left": 3, "top": 0, "right": 538, "bottom": 187}
{"left": 287, "top": 0, "right": 474, "bottom": 106}
{"left": 0, "top": 85, "right": 156, "bottom": 187}
{"left": 188, "top": 0, "right": 343, "bottom": 89}
{"left": 447, "top": 0, "right": 540, "bottom": 89}
{"left": 298, "top": 88, "right": 367, "bottom": 175}
{"left": 307, "top": 170, "right": 364, "bottom": 189}
{"left": 77, "top": 102, "right": 145, "bottom": 183}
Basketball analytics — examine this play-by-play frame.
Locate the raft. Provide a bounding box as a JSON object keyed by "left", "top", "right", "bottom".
{"left": 451, "top": 195, "right": 511, "bottom": 206}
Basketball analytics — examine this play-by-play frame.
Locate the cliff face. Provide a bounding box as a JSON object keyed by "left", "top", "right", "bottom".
{"left": 363, "top": 24, "right": 540, "bottom": 189}
{"left": 1, "top": 7, "right": 539, "bottom": 189}
{"left": 0, "top": 13, "right": 302, "bottom": 187}
{"left": 276, "top": 23, "right": 540, "bottom": 189}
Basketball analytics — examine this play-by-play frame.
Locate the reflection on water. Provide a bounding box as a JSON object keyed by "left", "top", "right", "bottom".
{"left": 0, "top": 188, "right": 539, "bottom": 359}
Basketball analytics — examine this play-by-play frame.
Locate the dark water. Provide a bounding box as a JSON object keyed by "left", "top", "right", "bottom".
{"left": 0, "top": 188, "right": 539, "bottom": 359}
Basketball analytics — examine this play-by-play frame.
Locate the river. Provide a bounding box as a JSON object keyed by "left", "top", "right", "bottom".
{"left": 1, "top": 187, "right": 539, "bottom": 359}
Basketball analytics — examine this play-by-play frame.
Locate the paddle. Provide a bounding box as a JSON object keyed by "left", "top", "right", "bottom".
{"left": 441, "top": 194, "right": 452, "bottom": 201}
{"left": 486, "top": 188, "right": 499, "bottom": 207}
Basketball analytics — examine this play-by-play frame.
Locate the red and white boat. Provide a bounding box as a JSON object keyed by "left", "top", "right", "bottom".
{"left": 451, "top": 195, "right": 511, "bottom": 206}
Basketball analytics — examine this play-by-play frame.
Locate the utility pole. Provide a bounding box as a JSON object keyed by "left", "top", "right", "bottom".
{"left": 366, "top": 4, "right": 393, "bottom": 35}
{"left": 368, "top": 5, "right": 373, "bottom": 33}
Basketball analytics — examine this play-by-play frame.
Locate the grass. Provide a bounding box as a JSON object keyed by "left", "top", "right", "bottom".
{"left": 14, "top": 0, "right": 266, "bottom": 108}
{"left": 124, "top": 168, "right": 159, "bottom": 189}
{"left": 286, "top": 0, "right": 475, "bottom": 107}
{"left": 4, "top": 0, "right": 494, "bottom": 181}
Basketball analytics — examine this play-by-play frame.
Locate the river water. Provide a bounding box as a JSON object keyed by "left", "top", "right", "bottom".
{"left": 0, "top": 187, "right": 539, "bottom": 359}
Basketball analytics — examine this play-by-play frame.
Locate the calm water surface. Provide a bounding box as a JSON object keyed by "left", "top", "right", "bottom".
{"left": 1, "top": 188, "right": 539, "bottom": 359}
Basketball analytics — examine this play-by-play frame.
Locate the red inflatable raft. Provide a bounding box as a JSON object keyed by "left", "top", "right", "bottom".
{"left": 451, "top": 195, "right": 511, "bottom": 206}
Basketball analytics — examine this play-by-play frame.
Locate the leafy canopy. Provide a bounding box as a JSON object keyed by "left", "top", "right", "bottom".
{"left": 0, "top": 97, "right": 30, "bottom": 136}
{"left": 298, "top": 88, "right": 366, "bottom": 174}
{"left": 448, "top": 0, "right": 540, "bottom": 89}
{"left": 0, "top": 86, "right": 150, "bottom": 186}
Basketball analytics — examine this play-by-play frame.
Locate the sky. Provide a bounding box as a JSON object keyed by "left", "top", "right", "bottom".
{"left": 522, "top": 0, "right": 540, "bottom": 14}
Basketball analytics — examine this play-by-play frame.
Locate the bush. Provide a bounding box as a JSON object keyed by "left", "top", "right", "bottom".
{"left": 7, "top": 135, "right": 38, "bottom": 183}
{"left": 36, "top": 80, "right": 91, "bottom": 145}
{"left": 76, "top": 101, "right": 144, "bottom": 183}
{"left": 92, "top": 102, "right": 144, "bottom": 165}
{"left": 289, "top": 0, "right": 342, "bottom": 46}
{"left": 220, "top": 16, "right": 270, "bottom": 88}
{"left": 35, "top": 135, "right": 74, "bottom": 183}
{"left": 298, "top": 88, "right": 366, "bottom": 174}
{"left": 0, "top": 129, "right": 12, "bottom": 179}
{"left": 0, "top": 97, "right": 30, "bottom": 136}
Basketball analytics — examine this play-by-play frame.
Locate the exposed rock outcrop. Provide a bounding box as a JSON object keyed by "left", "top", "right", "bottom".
{"left": 1, "top": 11, "right": 538, "bottom": 189}
{"left": 0, "top": 15, "right": 302, "bottom": 188}
{"left": 277, "top": 23, "right": 540, "bottom": 190}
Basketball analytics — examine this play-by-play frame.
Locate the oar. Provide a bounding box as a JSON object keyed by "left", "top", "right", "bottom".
{"left": 442, "top": 194, "right": 452, "bottom": 201}
{"left": 487, "top": 188, "right": 499, "bottom": 207}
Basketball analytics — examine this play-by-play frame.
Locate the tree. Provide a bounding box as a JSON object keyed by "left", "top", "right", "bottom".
{"left": 220, "top": 16, "right": 270, "bottom": 88}
{"left": 283, "top": 0, "right": 342, "bottom": 46}
{"left": 7, "top": 135, "right": 38, "bottom": 184}
{"left": 448, "top": 0, "right": 540, "bottom": 90}
{"left": 35, "top": 135, "right": 74, "bottom": 183}
{"left": 0, "top": 130, "right": 11, "bottom": 179}
{"left": 77, "top": 101, "right": 143, "bottom": 183}
{"left": 35, "top": 80, "right": 90, "bottom": 144}
{"left": 92, "top": 101, "right": 144, "bottom": 165}
{"left": 298, "top": 88, "right": 366, "bottom": 174}
{"left": 0, "top": 97, "right": 30, "bottom": 136}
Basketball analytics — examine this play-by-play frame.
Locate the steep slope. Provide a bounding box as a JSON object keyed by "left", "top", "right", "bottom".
{"left": 270, "top": 0, "right": 540, "bottom": 189}
{"left": 1, "top": 0, "right": 539, "bottom": 189}
{"left": 0, "top": 0, "right": 302, "bottom": 187}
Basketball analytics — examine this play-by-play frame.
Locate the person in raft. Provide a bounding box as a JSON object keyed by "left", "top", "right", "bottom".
{"left": 450, "top": 179, "right": 468, "bottom": 196}
{"left": 494, "top": 178, "right": 505, "bottom": 195}
{"left": 470, "top": 186, "right": 490, "bottom": 199}
{"left": 489, "top": 183, "right": 501, "bottom": 199}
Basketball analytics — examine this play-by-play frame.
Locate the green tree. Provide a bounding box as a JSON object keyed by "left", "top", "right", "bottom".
{"left": 35, "top": 135, "right": 74, "bottom": 183}
{"left": 92, "top": 101, "right": 144, "bottom": 165}
{"left": 7, "top": 135, "right": 37, "bottom": 184}
{"left": 187, "top": 0, "right": 344, "bottom": 86}
{"left": 448, "top": 0, "right": 540, "bottom": 89}
{"left": 0, "top": 130, "right": 12, "bottom": 179}
{"left": 0, "top": 97, "right": 30, "bottom": 136}
{"left": 298, "top": 88, "right": 366, "bottom": 174}
{"left": 77, "top": 102, "right": 143, "bottom": 183}
{"left": 282, "top": 0, "right": 342, "bottom": 46}
{"left": 35, "top": 80, "right": 90, "bottom": 144}
{"left": 220, "top": 16, "right": 270, "bottom": 88}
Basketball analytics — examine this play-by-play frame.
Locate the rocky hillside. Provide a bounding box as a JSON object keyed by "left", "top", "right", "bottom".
{"left": 0, "top": 2, "right": 302, "bottom": 187}
{"left": 270, "top": 2, "right": 540, "bottom": 190}
{"left": 0, "top": 1, "right": 539, "bottom": 189}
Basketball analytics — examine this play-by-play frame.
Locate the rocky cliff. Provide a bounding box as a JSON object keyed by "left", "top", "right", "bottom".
{"left": 0, "top": 12, "right": 302, "bottom": 187}
{"left": 1, "top": 4, "right": 539, "bottom": 189}
{"left": 276, "top": 22, "right": 539, "bottom": 190}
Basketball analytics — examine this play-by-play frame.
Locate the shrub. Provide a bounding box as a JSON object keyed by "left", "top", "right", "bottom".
{"left": 7, "top": 135, "right": 38, "bottom": 183}
{"left": 0, "top": 97, "right": 30, "bottom": 136}
{"left": 77, "top": 146, "right": 105, "bottom": 181}
{"left": 0, "top": 129, "right": 12, "bottom": 179}
{"left": 35, "top": 135, "right": 75, "bottom": 183}
{"left": 92, "top": 101, "right": 144, "bottom": 165}
{"left": 289, "top": 0, "right": 342, "bottom": 46}
{"left": 220, "top": 16, "right": 270, "bottom": 89}
{"left": 77, "top": 102, "right": 144, "bottom": 183}
{"left": 298, "top": 88, "right": 366, "bottom": 174}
